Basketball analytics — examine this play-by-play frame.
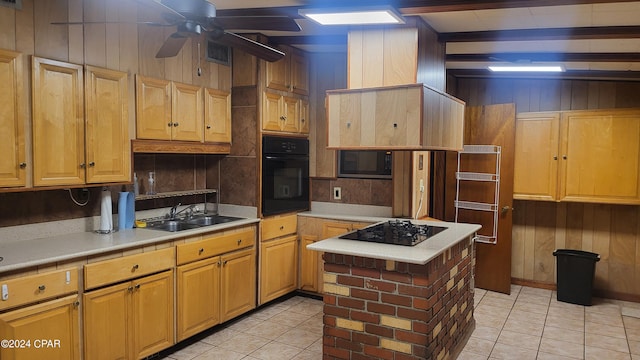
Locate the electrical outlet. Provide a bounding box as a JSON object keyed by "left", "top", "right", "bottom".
{"left": 333, "top": 187, "right": 342, "bottom": 200}
{"left": 419, "top": 179, "right": 425, "bottom": 193}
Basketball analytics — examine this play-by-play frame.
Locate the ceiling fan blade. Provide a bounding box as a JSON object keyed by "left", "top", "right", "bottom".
{"left": 212, "top": 16, "right": 301, "bottom": 32}
{"left": 212, "top": 32, "right": 285, "bottom": 62}
{"left": 156, "top": 33, "right": 189, "bottom": 58}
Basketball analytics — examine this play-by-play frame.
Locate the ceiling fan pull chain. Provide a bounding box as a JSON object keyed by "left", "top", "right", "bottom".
{"left": 197, "top": 42, "right": 202, "bottom": 77}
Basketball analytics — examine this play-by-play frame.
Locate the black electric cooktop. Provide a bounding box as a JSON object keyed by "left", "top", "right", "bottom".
{"left": 339, "top": 220, "right": 447, "bottom": 246}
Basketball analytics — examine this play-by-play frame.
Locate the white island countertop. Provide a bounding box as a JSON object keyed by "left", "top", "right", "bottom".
{"left": 307, "top": 220, "right": 481, "bottom": 265}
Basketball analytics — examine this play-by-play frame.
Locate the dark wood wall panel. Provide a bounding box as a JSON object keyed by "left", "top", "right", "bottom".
{"left": 449, "top": 76, "right": 640, "bottom": 300}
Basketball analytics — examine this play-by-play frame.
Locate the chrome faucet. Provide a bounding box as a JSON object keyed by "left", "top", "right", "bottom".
{"left": 168, "top": 203, "right": 199, "bottom": 220}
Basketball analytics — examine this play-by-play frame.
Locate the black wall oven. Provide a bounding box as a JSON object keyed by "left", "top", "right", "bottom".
{"left": 261, "top": 136, "right": 310, "bottom": 216}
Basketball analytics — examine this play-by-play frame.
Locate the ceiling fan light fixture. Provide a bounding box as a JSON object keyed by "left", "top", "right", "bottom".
{"left": 298, "top": 6, "right": 405, "bottom": 26}
{"left": 488, "top": 65, "right": 565, "bottom": 72}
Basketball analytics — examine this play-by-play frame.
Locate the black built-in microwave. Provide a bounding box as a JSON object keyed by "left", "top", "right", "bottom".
{"left": 338, "top": 150, "right": 392, "bottom": 179}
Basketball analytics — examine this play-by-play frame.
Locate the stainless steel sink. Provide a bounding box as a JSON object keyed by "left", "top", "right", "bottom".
{"left": 144, "top": 214, "right": 244, "bottom": 232}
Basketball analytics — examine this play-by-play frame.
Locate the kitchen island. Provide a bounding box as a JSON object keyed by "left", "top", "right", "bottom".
{"left": 307, "top": 220, "right": 481, "bottom": 360}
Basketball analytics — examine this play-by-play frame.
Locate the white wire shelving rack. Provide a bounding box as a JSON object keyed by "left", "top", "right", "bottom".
{"left": 454, "top": 145, "right": 501, "bottom": 245}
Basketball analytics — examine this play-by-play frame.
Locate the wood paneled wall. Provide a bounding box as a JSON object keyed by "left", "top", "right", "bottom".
{"left": 449, "top": 76, "right": 640, "bottom": 300}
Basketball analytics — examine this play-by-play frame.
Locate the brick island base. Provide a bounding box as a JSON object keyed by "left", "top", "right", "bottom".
{"left": 321, "top": 238, "right": 475, "bottom": 360}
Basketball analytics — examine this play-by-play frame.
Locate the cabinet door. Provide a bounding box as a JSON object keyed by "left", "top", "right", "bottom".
{"left": 84, "top": 282, "right": 129, "bottom": 360}
{"left": 513, "top": 112, "right": 560, "bottom": 201}
{"left": 0, "top": 49, "right": 26, "bottom": 187}
{"left": 0, "top": 295, "right": 79, "bottom": 360}
{"left": 262, "top": 91, "right": 284, "bottom": 131}
{"left": 204, "top": 88, "right": 231, "bottom": 143}
{"left": 220, "top": 249, "right": 256, "bottom": 322}
{"left": 283, "top": 96, "right": 300, "bottom": 133}
{"left": 299, "top": 99, "right": 310, "bottom": 134}
{"left": 322, "top": 221, "right": 353, "bottom": 239}
{"left": 32, "top": 57, "right": 85, "bottom": 186}
{"left": 559, "top": 110, "right": 640, "bottom": 204}
{"left": 299, "top": 235, "right": 319, "bottom": 292}
{"left": 135, "top": 75, "right": 171, "bottom": 140}
{"left": 131, "top": 270, "right": 174, "bottom": 359}
{"left": 260, "top": 235, "right": 299, "bottom": 304}
{"left": 265, "top": 49, "right": 290, "bottom": 92}
{"left": 176, "top": 257, "right": 221, "bottom": 341}
{"left": 172, "top": 82, "right": 203, "bottom": 142}
{"left": 290, "top": 51, "right": 309, "bottom": 96}
{"left": 85, "top": 66, "right": 131, "bottom": 183}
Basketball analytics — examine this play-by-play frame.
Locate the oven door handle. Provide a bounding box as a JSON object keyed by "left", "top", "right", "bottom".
{"left": 264, "top": 155, "right": 309, "bottom": 161}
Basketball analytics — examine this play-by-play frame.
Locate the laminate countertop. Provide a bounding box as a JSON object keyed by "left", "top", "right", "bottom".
{"left": 0, "top": 218, "right": 260, "bottom": 273}
{"left": 306, "top": 219, "right": 482, "bottom": 265}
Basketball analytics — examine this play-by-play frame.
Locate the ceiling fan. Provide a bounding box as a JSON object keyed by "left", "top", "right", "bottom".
{"left": 54, "top": 0, "right": 302, "bottom": 62}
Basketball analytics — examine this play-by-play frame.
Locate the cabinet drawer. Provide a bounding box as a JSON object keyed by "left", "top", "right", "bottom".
{"left": 0, "top": 268, "right": 78, "bottom": 311}
{"left": 85, "top": 247, "right": 175, "bottom": 290}
{"left": 177, "top": 228, "right": 256, "bottom": 265}
{"left": 261, "top": 214, "right": 297, "bottom": 241}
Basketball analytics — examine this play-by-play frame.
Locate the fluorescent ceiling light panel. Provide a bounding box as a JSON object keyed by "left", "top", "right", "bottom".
{"left": 488, "top": 65, "right": 565, "bottom": 72}
{"left": 299, "top": 7, "right": 405, "bottom": 25}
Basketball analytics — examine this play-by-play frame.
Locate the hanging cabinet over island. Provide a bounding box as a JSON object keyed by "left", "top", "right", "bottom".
{"left": 326, "top": 83, "right": 465, "bottom": 151}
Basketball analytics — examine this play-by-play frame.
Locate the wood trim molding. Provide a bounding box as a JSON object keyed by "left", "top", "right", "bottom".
{"left": 511, "top": 277, "right": 640, "bottom": 303}
{"left": 131, "top": 140, "right": 230, "bottom": 154}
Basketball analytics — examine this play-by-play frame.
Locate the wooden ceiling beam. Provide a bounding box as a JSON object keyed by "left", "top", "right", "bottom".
{"left": 441, "top": 26, "right": 640, "bottom": 42}
{"left": 447, "top": 68, "right": 640, "bottom": 81}
{"left": 217, "top": 0, "right": 640, "bottom": 18}
{"left": 447, "top": 52, "right": 640, "bottom": 62}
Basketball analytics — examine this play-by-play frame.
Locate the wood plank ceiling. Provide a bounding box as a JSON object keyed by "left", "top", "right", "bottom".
{"left": 215, "top": 0, "right": 640, "bottom": 80}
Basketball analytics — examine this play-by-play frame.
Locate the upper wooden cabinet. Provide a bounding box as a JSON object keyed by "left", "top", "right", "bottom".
{"left": 32, "top": 58, "right": 130, "bottom": 187}
{"left": 513, "top": 112, "right": 560, "bottom": 201}
{"left": 84, "top": 66, "right": 131, "bottom": 183}
{"left": 136, "top": 75, "right": 172, "bottom": 140}
{"left": 136, "top": 76, "right": 203, "bottom": 141}
{"left": 32, "top": 58, "right": 85, "bottom": 186}
{"left": 262, "top": 91, "right": 306, "bottom": 134}
{"left": 136, "top": 75, "right": 232, "bottom": 147}
{"left": 0, "top": 49, "right": 27, "bottom": 188}
{"left": 326, "top": 84, "right": 465, "bottom": 150}
{"left": 514, "top": 109, "right": 640, "bottom": 205}
{"left": 265, "top": 46, "right": 309, "bottom": 96}
{"left": 172, "top": 82, "right": 204, "bottom": 142}
{"left": 204, "top": 88, "right": 232, "bottom": 143}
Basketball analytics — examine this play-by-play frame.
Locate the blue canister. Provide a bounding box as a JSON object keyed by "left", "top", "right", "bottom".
{"left": 118, "top": 192, "right": 136, "bottom": 230}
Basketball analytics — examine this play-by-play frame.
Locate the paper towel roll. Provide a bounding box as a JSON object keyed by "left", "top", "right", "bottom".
{"left": 99, "top": 188, "right": 113, "bottom": 232}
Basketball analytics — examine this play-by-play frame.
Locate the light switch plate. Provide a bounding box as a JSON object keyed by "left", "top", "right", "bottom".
{"left": 333, "top": 187, "right": 342, "bottom": 200}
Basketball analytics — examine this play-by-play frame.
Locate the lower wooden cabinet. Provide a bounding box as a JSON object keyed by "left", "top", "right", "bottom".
{"left": 83, "top": 270, "right": 174, "bottom": 360}
{"left": 176, "top": 257, "right": 221, "bottom": 341}
{"left": 260, "top": 235, "right": 298, "bottom": 304}
{"left": 0, "top": 295, "right": 80, "bottom": 360}
{"left": 176, "top": 248, "right": 256, "bottom": 341}
{"left": 299, "top": 235, "right": 320, "bottom": 293}
{"left": 220, "top": 248, "right": 256, "bottom": 322}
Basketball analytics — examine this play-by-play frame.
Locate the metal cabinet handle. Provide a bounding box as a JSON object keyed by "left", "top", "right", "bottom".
{"left": 237, "top": 239, "right": 242, "bottom": 245}
{"left": 173, "top": 122, "right": 179, "bottom": 127}
{"left": 223, "top": 260, "right": 228, "bottom": 266}
{"left": 134, "top": 284, "right": 140, "bottom": 290}
{"left": 553, "top": 156, "right": 558, "bottom": 160}
{"left": 168, "top": 122, "right": 173, "bottom": 127}
{"left": 132, "top": 264, "right": 139, "bottom": 271}
{"left": 88, "top": 161, "right": 95, "bottom": 167}
{"left": 280, "top": 116, "right": 286, "bottom": 121}
{"left": 199, "top": 248, "right": 204, "bottom": 255}
{"left": 38, "top": 285, "right": 46, "bottom": 291}
{"left": 19, "top": 162, "right": 27, "bottom": 168}
{"left": 393, "top": 123, "right": 398, "bottom": 128}
{"left": 301, "top": 118, "right": 305, "bottom": 123}
{"left": 562, "top": 155, "right": 567, "bottom": 160}
{"left": 206, "top": 125, "right": 212, "bottom": 129}
{"left": 501, "top": 206, "right": 512, "bottom": 215}
{"left": 79, "top": 163, "right": 86, "bottom": 168}
{"left": 128, "top": 286, "right": 134, "bottom": 292}
{"left": 74, "top": 300, "right": 80, "bottom": 307}
{"left": 280, "top": 226, "right": 284, "bottom": 230}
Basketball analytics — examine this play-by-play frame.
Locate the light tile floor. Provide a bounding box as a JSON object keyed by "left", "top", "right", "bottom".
{"left": 159, "top": 285, "right": 640, "bottom": 360}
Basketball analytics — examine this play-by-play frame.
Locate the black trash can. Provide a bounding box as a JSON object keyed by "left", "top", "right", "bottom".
{"left": 553, "top": 249, "right": 600, "bottom": 306}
